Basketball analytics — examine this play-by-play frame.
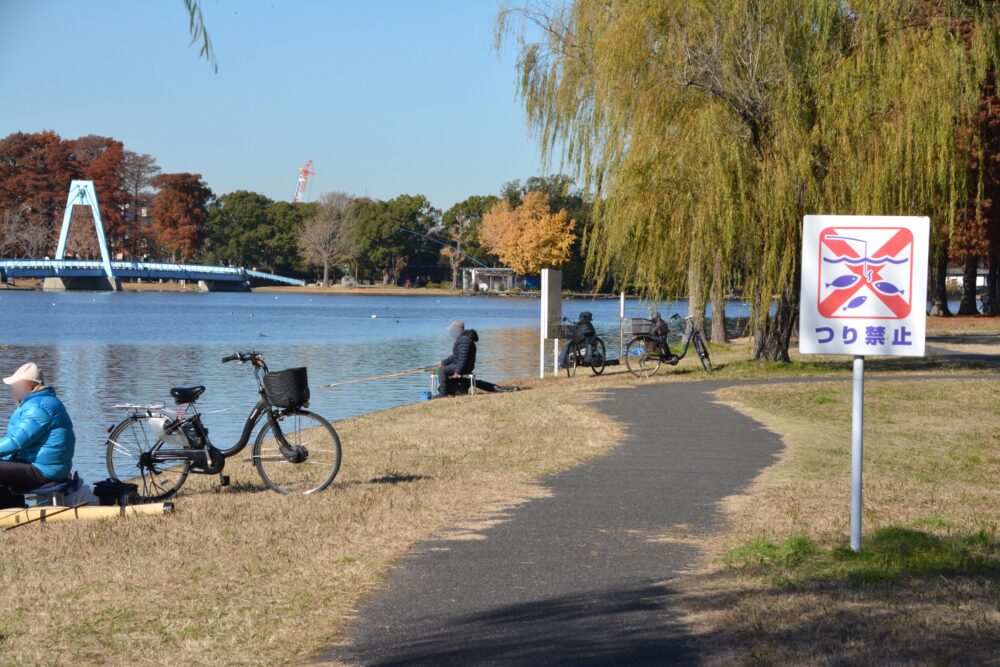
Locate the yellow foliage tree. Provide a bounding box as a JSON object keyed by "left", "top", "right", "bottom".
{"left": 480, "top": 191, "right": 576, "bottom": 275}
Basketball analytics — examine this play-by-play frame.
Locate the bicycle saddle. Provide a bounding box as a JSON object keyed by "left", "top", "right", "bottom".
{"left": 170, "top": 386, "right": 205, "bottom": 404}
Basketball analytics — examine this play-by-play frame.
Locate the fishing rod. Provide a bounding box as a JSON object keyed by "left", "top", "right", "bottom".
{"left": 314, "top": 366, "right": 434, "bottom": 390}
{"left": 399, "top": 228, "right": 492, "bottom": 270}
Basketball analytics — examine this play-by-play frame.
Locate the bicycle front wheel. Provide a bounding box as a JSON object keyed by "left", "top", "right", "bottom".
{"left": 106, "top": 414, "right": 191, "bottom": 502}
{"left": 625, "top": 336, "right": 661, "bottom": 378}
{"left": 590, "top": 338, "right": 606, "bottom": 375}
{"left": 692, "top": 335, "right": 713, "bottom": 372}
{"left": 253, "top": 410, "right": 342, "bottom": 494}
{"left": 566, "top": 349, "right": 578, "bottom": 377}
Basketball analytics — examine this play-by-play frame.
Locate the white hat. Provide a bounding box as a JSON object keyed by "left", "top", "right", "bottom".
{"left": 3, "top": 363, "right": 45, "bottom": 386}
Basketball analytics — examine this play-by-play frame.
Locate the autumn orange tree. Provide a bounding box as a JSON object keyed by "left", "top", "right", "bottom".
{"left": 150, "top": 173, "right": 212, "bottom": 261}
{"left": 480, "top": 191, "right": 576, "bottom": 275}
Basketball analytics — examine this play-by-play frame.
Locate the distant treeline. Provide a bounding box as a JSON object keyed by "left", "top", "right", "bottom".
{"left": 0, "top": 131, "right": 592, "bottom": 289}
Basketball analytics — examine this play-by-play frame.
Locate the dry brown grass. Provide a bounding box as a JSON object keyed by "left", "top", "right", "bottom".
{"left": 0, "top": 382, "right": 621, "bottom": 666}
{"left": 678, "top": 379, "right": 1000, "bottom": 665}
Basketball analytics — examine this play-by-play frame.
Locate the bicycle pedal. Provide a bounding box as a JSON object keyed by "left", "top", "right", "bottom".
{"left": 219, "top": 474, "right": 230, "bottom": 487}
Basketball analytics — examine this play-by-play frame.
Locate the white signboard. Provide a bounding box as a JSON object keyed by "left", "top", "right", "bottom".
{"left": 800, "top": 215, "right": 929, "bottom": 357}
{"left": 540, "top": 268, "right": 562, "bottom": 339}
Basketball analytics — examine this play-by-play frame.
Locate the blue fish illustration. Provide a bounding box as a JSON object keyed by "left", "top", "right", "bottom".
{"left": 825, "top": 275, "right": 860, "bottom": 289}
{"left": 872, "top": 280, "right": 904, "bottom": 296}
{"left": 842, "top": 295, "right": 867, "bottom": 311}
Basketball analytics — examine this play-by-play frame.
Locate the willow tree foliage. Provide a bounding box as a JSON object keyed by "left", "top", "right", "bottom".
{"left": 497, "top": 0, "right": 1000, "bottom": 360}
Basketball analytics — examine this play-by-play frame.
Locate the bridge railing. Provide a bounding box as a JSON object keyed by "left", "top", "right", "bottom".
{"left": 0, "top": 258, "right": 304, "bottom": 287}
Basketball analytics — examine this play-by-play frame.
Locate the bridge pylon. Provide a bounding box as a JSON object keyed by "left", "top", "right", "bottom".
{"left": 44, "top": 180, "right": 121, "bottom": 291}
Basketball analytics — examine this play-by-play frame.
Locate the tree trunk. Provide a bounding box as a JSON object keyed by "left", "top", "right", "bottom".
{"left": 687, "top": 248, "right": 707, "bottom": 340}
{"left": 751, "top": 285, "right": 798, "bottom": 362}
{"left": 321, "top": 259, "right": 329, "bottom": 287}
{"left": 957, "top": 254, "right": 980, "bottom": 315}
{"left": 710, "top": 249, "right": 728, "bottom": 344}
{"left": 928, "top": 251, "right": 952, "bottom": 317}
{"left": 986, "top": 243, "right": 999, "bottom": 315}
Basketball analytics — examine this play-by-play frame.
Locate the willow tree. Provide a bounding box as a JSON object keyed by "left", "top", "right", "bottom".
{"left": 497, "top": 0, "right": 1000, "bottom": 360}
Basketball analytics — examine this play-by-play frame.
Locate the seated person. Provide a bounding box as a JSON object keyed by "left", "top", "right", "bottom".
{"left": 436, "top": 320, "right": 478, "bottom": 397}
{"left": 559, "top": 311, "right": 596, "bottom": 368}
{"left": 0, "top": 363, "right": 75, "bottom": 507}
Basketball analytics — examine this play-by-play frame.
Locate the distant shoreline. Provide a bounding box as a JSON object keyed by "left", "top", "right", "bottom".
{"left": 1, "top": 279, "right": 629, "bottom": 300}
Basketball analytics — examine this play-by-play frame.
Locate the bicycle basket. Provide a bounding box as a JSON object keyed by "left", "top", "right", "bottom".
{"left": 263, "top": 367, "right": 310, "bottom": 408}
{"left": 557, "top": 323, "right": 577, "bottom": 338}
{"left": 627, "top": 318, "right": 653, "bottom": 335}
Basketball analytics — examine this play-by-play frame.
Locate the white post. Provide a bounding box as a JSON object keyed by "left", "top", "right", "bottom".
{"left": 540, "top": 269, "right": 562, "bottom": 378}
{"left": 619, "top": 291, "right": 626, "bottom": 360}
{"left": 553, "top": 338, "right": 559, "bottom": 376}
{"left": 850, "top": 355, "right": 865, "bottom": 552}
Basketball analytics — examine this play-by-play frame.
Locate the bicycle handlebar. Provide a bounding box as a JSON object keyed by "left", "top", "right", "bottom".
{"left": 221, "top": 351, "right": 260, "bottom": 364}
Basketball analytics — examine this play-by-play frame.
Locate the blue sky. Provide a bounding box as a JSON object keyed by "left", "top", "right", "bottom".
{"left": 0, "top": 0, "right": 549, "bottom": 211}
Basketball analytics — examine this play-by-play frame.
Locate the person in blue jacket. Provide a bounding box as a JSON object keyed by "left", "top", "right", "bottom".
{"left": 0, "top": 362, "right": 75, "bottom": 506}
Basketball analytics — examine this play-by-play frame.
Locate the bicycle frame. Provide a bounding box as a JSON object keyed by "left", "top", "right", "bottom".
{"left": 137, "top": 354, "right": 295, "bottom": 473}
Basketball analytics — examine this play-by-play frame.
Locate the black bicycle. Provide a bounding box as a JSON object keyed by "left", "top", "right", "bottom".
{"left": 560, "top": 319, "right": 607, "bottom": 377}
{"left": 105, "top": 351, "right": 341, "bottom": 501}
{"left": 625, "top": 314, "right": 712, "bottom": 377}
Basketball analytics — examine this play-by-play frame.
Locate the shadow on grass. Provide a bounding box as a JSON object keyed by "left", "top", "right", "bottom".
{"left": 713, "top": 356, "right": 999, "bottom": 378}
{"left": 368, "top": 472, "right": 432, "bottom": 485}
{"left": 685, "top": 526, "right": 1000, "bottom": 663}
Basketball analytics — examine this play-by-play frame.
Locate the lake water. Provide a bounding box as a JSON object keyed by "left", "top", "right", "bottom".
{"left": 0, "top": 291, "right": 748, "bottom": 483}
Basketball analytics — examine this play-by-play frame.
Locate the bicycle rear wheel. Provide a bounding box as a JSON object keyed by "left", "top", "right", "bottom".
{"left": 625, "top": 336, "right": 661, "bottom": 378}
{"left": 253, "top": 410, "right": 342, "bottom": 494}
{"left": 106, "top": 415, "right": 191, "bottom": 502}
{"left": 692, "top": 335, "right": 713, "bottom": 372}
{"left": 590, "top": 338, "right": 606, "bottom": 375}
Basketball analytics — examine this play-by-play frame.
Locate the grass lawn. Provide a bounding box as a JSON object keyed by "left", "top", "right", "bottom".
{"left": 0, "top": 381, "right": 622, "bottom": 666}
{"left": 678, "top": 378, "right": 1000, "bottom": 665}
{"left": 0, "top": 330, "right": 995, "bottom": 665}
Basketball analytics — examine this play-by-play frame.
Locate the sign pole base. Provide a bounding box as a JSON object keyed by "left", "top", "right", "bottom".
{"left": 850, "top": 355, "right": 865, "bottom": 552}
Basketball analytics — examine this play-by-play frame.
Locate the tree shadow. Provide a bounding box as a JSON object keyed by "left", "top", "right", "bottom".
{"left": 333, "top": 581, "right": 698, "bottom": 666}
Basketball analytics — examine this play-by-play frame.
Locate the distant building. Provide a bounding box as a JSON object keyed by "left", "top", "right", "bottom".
{"left": 947, "top": 263, "right": 988, "bottom": 290}
{"left": 461, "top": 267, "right": 515, "bottom": 293}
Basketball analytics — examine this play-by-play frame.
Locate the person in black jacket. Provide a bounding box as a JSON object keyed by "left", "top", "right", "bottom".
{"left": 437, "top": 320, "right": 478, "bottom": 397}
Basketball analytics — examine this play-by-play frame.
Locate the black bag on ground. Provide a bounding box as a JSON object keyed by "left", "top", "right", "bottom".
{"left": 93, "top": 479, "right": 139, "bottom": 506}
{"left": 263, "top": 367, "right": 310, "bottom": 408}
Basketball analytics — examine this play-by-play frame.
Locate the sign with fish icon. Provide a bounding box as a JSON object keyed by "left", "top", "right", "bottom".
{"left": 800, "top": 215, "right": 928, "bottom": 356}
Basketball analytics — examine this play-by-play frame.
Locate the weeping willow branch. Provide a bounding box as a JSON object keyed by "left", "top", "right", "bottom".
{"left": 497, "top": 0, "right": 1000, "bottom": 360}
{"left": 184, "top": 0, "right": 218, "bottom": 73}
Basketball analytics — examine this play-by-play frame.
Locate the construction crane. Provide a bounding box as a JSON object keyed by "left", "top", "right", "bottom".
{"left": 292, "top": 160, "right": 315, "bottom": 203}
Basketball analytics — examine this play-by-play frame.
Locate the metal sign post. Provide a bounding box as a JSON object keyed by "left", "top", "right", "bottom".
{"left": 799, "top": 215, "right": 928, "bottom": 552}
{"left": 850, "top": 355, "right": 864, "bottom": 551}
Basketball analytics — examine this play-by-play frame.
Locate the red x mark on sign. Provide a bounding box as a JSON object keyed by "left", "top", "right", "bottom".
{"left": 818, "top": 227, "right": 913, "bottom": 319}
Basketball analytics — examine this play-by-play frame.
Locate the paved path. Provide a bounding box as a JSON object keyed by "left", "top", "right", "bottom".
{"left": 330, "top": 379, "right": 784, "bottom": 666}
{"left": 329, "top": 374, "right": 999, "bottom": 667}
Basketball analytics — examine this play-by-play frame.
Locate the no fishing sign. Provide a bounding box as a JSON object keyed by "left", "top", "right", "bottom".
{"left": 799, "top": 214, "right": 929, "bottom": 552}
{"left": 800, "top": 215, "right": 930, "bottom": 357}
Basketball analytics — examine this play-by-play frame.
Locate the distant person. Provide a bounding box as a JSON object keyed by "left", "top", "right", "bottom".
{"left": 436, "top": 320, "right": 478, "bottom": 397}
{"left": 0, "top": 363, "right": 75, "bottom": 508}
{"left": 559, "top": 311, "right": 596, "bottom": 368}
